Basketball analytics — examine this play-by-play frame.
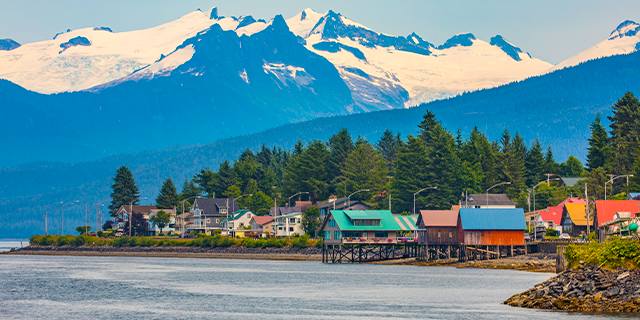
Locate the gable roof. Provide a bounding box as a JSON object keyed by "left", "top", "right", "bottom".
{"left": 317, "top": 197, "right": 367, "bottom": 210}
{"left": 193, "top": 198, "right": 238, "bottom": 215}
{"left": 535, "top": 198, "right": 584, "bottom": 225}
{"left": 394, "top": 214, "right": 419, "bottom": 230}
{"left": 560, "top": 177, "right": 581, "bottom": 187}
{"left": 418, "top": 210, "right": 459, "bottom": 227}
{"left": 251, "top": 215, "right": 273, "bottom": 226}
{"left": 459, "top": 208, "right": 525, "bottom": 230}
{"left": 328, "top": 210, "right": 402, "bottom": 231}
{"left": 564, "top": 202, "right": 593, "bottom": 226}
{"left": 595, "top": 200, "right": 640, "bottom": 226}
{"left": 117, "top": 205, "right": 157, "bottom": 215}
{"left": 466, "top": 194, "right": 515, "bottom": 206}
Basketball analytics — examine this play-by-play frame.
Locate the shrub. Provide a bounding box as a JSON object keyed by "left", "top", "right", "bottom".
{"left": 565, "top": 238, "right": 640, "bottom": 269}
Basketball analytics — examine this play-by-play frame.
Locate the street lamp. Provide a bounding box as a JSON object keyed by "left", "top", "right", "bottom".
{"left": 604, "top": 174, "right": 634, "bottom": 200}
{"left": 413, "top": 187, "right": 437, "bottom": 214}
{"left": 347, "top": 189, "right": 370, "bottom": 209}
{"left": 485, "top": 182, "right": 511, "bottom": 206}
{"left": 287, "top": 191, "right": 310, "bottom": 207}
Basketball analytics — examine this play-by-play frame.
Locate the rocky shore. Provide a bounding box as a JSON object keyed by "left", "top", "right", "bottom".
{"left": 505, "top": 266, "right": 640, "bottom": 313}
{"left": 8, "top": 245, "right": 321, "bottom": 261}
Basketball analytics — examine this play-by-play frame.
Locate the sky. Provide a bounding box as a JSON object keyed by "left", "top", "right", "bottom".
{"left": 1, "top": 0, "right": 639, "bottom": 63}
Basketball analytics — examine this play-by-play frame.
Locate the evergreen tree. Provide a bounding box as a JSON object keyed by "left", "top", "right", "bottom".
{"left": 109, "top": 166, "right": 139, "bottom": 216}
{"left": 234, "top": 150, "right": 260, "bottom": 191}
{"left": 327, "top": 129, "right": 354, "bottom": 187}
{"left": 283, "top": 141, "right": 331, "bottom": 200}
{"left": 392, "top": 136, "right": 430, "bottom": 212}
{"left": 377, "top": 129, "right": 401, "bottom": 173}
{"left": 498, "top": 131, "right": 527, "bottom": 201}
{"left": 560, "top": 156, "right": 585, "bottom": 177}
{"left": 525, "top": 140, "right": 545, "bottom": 187}
{"left": 461, "top": 127, "right": 498, "bottom": 191}
{"left": 418, "top": 111, "right": 463, "bottom": 208}
{"left": 587, "top": 115, "right": 609, "bottom": 170}
{"left": 608, "top": 92, "right": 640, "bottom": 175}
{"left": 156, "top": 178, "right": 178, "bottom": 209}
{"left": 544, "top": 147, "right": 559, "bottom": 175}
{"left": 216, "top": 161, "right": 238, "bottom": 195}
{"left": 178, "top": 180, "right": 200, "bottom": 212}
{"left": 339, "top": 139, "right": 388, "bottom": 203}
{"left": 194, "top": 168, "right": 218, "bottom": 197}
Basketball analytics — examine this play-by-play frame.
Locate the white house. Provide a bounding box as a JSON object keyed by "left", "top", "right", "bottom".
{"left": 274, "top": 211, "right": 305, "bottom": 237}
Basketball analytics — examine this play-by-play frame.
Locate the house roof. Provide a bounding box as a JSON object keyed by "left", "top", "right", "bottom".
{"left": 227, "top": 210, "right": 252, "bottom": 221}
{"left": 466, "top": 194, "right": 515, "bottom": 206}
{"left": 329, "top": 210, "right": 403, "bottom": 231}
{"left": 394, "top": 214, "right": 419, "bottom": 231}
{"left": 418, "top": 210, "right": 459, "bottom": 227}
{"left": 118, "top": 205, "right": 157, "bottom": 215}
{"left": 564, "top": 202, "right": 593, "bottom": 226}
{"left": 270, "top": 206, "right": 302, "bottom": 215}
{"left": 251, "top": 215, "right": 273, "bottom": 226}
{"left": 317, "top": 197, "right": 367, "bottom": 210}
{"left": 193, "top": 198, "right": 238, "bottom": 215}
{"left": 459, "top": 208, "right": 525, "bottom": 230}
{"left": 560, "top": 177, "right": 581, "bottom": 187}
{"left": 628, "top": 192, "right": 640, "bottom": 200}
{"left": 595, "top": 200, "right": 640, "bottom": 226}
{"left": 535, "top": 198, "right": 584, "bottom": 225}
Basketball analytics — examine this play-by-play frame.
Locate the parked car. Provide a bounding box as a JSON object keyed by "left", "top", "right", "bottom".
{"left": 559, "top": 233, "right": 571, "bottom": 240}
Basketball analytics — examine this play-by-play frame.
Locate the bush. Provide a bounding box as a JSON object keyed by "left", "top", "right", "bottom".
{"left": 565, "top": 238, "right": 640, "bottom": 269}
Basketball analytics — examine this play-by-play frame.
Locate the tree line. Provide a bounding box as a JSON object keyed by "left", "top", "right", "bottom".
{"left": 109, "top": 92, "right": 640, "bottom": 216}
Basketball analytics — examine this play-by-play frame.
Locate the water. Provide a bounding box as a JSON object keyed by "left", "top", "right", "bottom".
{"left": 0, "top": 255, "right": 621, "bottom": 320}
{"left": 0, "top": 240, "right": 27, "bottom": 253}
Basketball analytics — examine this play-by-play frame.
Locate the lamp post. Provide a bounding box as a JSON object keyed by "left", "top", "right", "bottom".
{"left": 347, "top": 189, "right": 370, "bottom": 209}
{"left": 287, "top": 191, "right": 310, "bottom": 207}
{"left": 530, "top": 178, "right": 560, "bottom": 241}
{"left": 604, "top": 174, "right": 634, "bottom": 200}
{"left": 485, "top": 182, "right": 511, "bottom": 206}
{"left": 413, "top": 187, "right": 437, "bottom": 214}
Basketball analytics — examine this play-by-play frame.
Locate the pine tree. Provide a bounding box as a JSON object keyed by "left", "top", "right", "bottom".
{"left": 327, "top": 129, "right": 354, "bottom": 186}
{"left": 544, "top": 147, "right": 559, "bottom": 175}
{"left": 608, "top": 92, "right": 640, "bottom": 175}
{"left": 234, "top": 150, "right": 260, "bottom": 191}
{"left": 156, "top": 178, "right": 178, "bottom": 209}
{"left": 339, "top": 139, "right": 388, "bottom": 204}
{"left": 587, "top": 115, "right": 609, "bottom": 170}
{"left": 178, "top": 180, "right": 200, "bottom": 212}
{"left": 461, "top": 127, "right": 498, "bottom": 191}
{"left": 283, "top": 141, "right": 331, "bottom": 200}
{"left": 377, "top": 129, "right": 401, "bottom": 173}
{"left": 194, "top": 168, "right": 218, "bottom": 197}
{"left": 525, "top": 140, "right": 545, "bottom": 187}
{"left": 560, "top": 156, "right": 585, "bottom": 177}
{"left": 392, "top": 136, "right": 430, "bottom": 212}
{"left": 109, "top": 166, "right": 139, "bottom": 216}
{"left": 498, "top": 131, "right": 526, "bottom": 200}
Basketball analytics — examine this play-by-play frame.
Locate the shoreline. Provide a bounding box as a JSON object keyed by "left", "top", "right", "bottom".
{"left": 6, "top": 246, "right": 555, "bottom": 272}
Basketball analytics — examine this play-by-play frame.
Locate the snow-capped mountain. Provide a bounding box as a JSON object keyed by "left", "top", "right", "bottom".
{"left": 287, "top": 9, "right": 552, "bottom": 108}
{"left": 0, "top": 6, "right": 551, "bottom": 111}
{"left": 557, "top": 20, "right": 640, "bottom": 69}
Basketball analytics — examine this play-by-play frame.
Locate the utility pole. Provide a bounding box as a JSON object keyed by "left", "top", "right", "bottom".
{"left": 585, "top": 183, "right": 590, "bottom": 235}
{"left": 84, "top": 204, "right": 89, "bottom": 234}
{"left": 44, "top": 210, "right": 48, "bottom": 235}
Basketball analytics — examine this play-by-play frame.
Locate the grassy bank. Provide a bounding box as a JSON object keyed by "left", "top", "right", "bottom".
{"left": 564, "top": 238, "right": 640, "bottom": 270}
{"left": 29, "top": 234, "right": 321, "bottom": 249}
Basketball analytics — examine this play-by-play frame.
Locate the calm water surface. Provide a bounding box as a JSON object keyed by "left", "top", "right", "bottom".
{"left": 0, "top": 254, "right": 621, "bottom": 320}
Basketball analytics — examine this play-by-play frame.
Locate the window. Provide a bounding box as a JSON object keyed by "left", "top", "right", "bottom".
{"left": 324, "top": 231, "right": 331, "bottom": 240}
{"left": 374, "top": 231, "right": 388, "bottom": 238}
{"left": 289, "top": 218, "right": 297, "bottom": 223}
{"left": 334, "top": 231, "right": 341, "bottom": 240}
{"left": 215, "top": 219, "right": 220, "bottom": 224}
{"left": 328, "top": 219, "right": 337, "bottom": 228}
{"left": 289, "top": 227, "right": 294, "bottom": 232}
{"left": 352, "top": 219, "right": 380, "bottom": 226}
{"left": 448, "top": 232, "right": 453, "bottom": 239}
{"left": 343, "top": 231, "right": 362, "bottom": 238}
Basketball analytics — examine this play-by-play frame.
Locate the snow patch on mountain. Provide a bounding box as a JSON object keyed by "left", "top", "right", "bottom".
{"left": 263, "top": 63, "right": 314, "bottom": 87}
{"left": 490, "top": 35, "right": 531, "bottom": 61}
{"left": 557, "top": 20, "right": 640, "bottom": 69}
{"left": 127, "top": 44, "right": 196, "bottom": 79}
{"left": 286, "top": 8, "right": 324, "bottom": 38}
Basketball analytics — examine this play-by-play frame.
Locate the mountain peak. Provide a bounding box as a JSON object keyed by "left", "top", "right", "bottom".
{"left": 609, "top": 20, "right": 640, "bottom": 40}
{"left": 300, "top": 8, "right": 321, "bottom": 20}
{"left": 438, "top": 33, "right": 476, "bottom": 49}
{"left": 490, "top": 34, "right": 530, "bottom": 61}
{"left": 269, "top": 15, "right": 290, "bottom": 33}
{"left": 0, "top": 38, "right": 21, "bottom": 51}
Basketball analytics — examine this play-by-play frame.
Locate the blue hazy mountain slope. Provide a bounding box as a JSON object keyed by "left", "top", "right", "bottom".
{"left": 0, "top": 16, "right": 353, "bottom": 166}
{"left": 1, "top": 51, "right": 639, "bottom": 238}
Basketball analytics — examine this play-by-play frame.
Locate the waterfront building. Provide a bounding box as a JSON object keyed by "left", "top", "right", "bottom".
{"left": 416, "top": 207, "right": 459, "bottom": 245}
{"left": 222, "top": 210, "right": 256, "bottom": 237}
{"left": 594, "top": 200, "right": 640, "bottom": 228}
{"left": 274, "top": 211, "right": 305, "bottom": 237}
{"left": 189, "top": 198, "right": 238, "bottom": 234}
{"left": 458, "top": 208, "right": 525, "bottom": 246}
{"left": 113, "top": 205, "right": 176, "bottom": 235}
{"left": 247, "top": 215, "right": 274, "bottom": 238}
{"left": 561, "top": 202, "right": 593, "bottom": 237}
{"left": 321, "top": 210, "right": 417, "bottom": 245}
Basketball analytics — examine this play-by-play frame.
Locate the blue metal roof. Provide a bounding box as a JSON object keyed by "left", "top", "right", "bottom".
{"left": 459, "top": 208, "right": 525, "bottom": 230}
